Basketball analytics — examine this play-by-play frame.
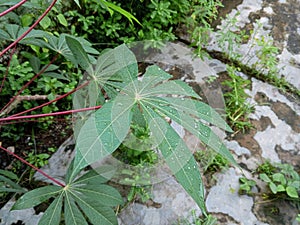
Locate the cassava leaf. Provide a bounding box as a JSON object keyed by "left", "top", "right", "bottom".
{"left": 12, "top": 185, "right": 62, "bottom": 210}
{"left": 70, "top": 190, "right": 118, "bottom": 225}
{"left": 72, "top": 184, "right": 123, "bottom": 206}
{"left": 66, "top": 36, "right": 91, "bottom": 70}
{"left": 72, "top": 166, "right": 114, "bottom": 185}
{"left": 141, "top": 80, "right": 201, "bottom": 99}
{"left": 94, "top": 44, "right": 138, "bottom": 85}
{"left": 144, "top": 98, "right": 236, "bottom": 165}
{"left": 64, "top": 193, "right": 88, "bottom": 225}
{"left": 38, "top": 193, "right": 63, "bottom": 225}
{"left": 141, "top": 105, "right": 206, "bottom": 213}
{"left": 0, "top": 187, "right": 25, "bottom": 193}
{"left": 71, "top": 96, "right": 134, "bottom": 179}
{"left": 0, "top": 175, "right": 23, "bottom": 190}
{"left": 156, "top": 97, "right": 232, "bottom": 132}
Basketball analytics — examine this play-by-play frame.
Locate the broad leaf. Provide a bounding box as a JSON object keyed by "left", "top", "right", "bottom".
{"left": 141, "top": 105, "right": 206, "bottom": 212}
{"left": 144, "top": 98, "right": 236, "bottom": 165}
{"left": 72, "top": 184, "right": 123, "bottom": 207}
{"left": 71, "top": 96, "right": 134, "bottom": 179}
{"left": 94, "top": 44, "right": 138, "bottom": 85}
{"left": 286, "top": 186, "right": 299, "bottom": 198}
{"left": 12, "top": 185, "right": 62, "bottom": 210}
{"left": 38, "top": 193, "right": 63, "bottom": 225}
{"left": 76, "top": 199, "right": 118, "bottom": 225}
{"left": 156, "top": 97, "right": 232, "bottom": 132}
{"left": 64, "top": 193, "right": 88, "bottom": 225}
{"left": 66, "top": 36, "right": 91, "bottom": 70}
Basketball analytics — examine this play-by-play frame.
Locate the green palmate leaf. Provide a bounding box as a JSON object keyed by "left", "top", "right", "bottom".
{"left": 0, "top": 170, "right": 18, "bottom": 180}
{"left": 94, "top": 44, "right": 138, "bottom": 85}
{"left": 12, "top": 185, "right": 62, "bottom": 210}
{"left": 64, "top": 193, "right": 88, "bottom": 225}
{"left": 76, "top": 199, "right": 118, "bottom": 225}
{"left": 38, "top": 193, "right": 63, "bottom": 225}
{"left": 141, "top": 105, "right": 206, "bottom": 213}
{"left": 0, "top": 187, "right": 25, "bottom": 193}
{"left": 72, "top": 165, "right": 116, "bottom": 185}
{"left": 0, "top": 175, "right": 23, "bottom": 190}
{"left": 66, "top": 36, "right": 91, "bottom": 70}
{"left": 157, "top": 97, "right": 232, "bottom": 132}
{"left": 72, "top": 184, "right": 123, "bottom": 206}
{"left": 142, "top": 80, "right": 201, "bottom": 99}
{"left": 71, "top": 96, "right": 135, "bottom": 179}
{"left": 144, "top": 98, "right": 236, "bottom": 165}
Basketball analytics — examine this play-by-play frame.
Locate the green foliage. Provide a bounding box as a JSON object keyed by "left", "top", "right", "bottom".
{"left": 194, "top": 148, "right": 229, "bottom": 174}
{"left": 0, "top": 169, "right": 26, "bottom": 197}
{"left": 222, "top": 65, "right": 254, "bottom": 133}
{"left": 256, "top": 160, "right": 276, "bottom": 176}
{"left": 238, "top": 177, "right": 256, "bottom": 195}
{"left": 12, "top": 167, "right": 123, "bottom": 225}
{"left": 259, "top": 163, "right": 300, "bottom": 199}
{"left": 176, "top": 210, "right": 218, "bottom": 225}
{"left": 187, "top": 0, "right": 223, "bottom": 59}
{"left": 66, "top": 43, "right": 235, "bottom": 215}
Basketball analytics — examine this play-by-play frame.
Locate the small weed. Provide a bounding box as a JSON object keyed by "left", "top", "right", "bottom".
{"left": 259, "top": 163, "right": 300, "bottom": 199}
{"left": 256, "top": 160, "right": 277, "bottom": 176}
{"left": 222, "top": 65, "right": 254, "bottom": 133}
{"left": 175, "top": 210, "right": 218, "bottom": 225}
{"left": 238, "top": 177, "right": 256, "bottom": 195}
{"left": 194, "top": 148, "right": 229, "bottom": 174}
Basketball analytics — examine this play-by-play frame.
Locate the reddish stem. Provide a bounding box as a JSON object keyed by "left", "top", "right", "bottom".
{"left": 0, "top": 54, "right": 59, "bottom": 114}
{"left": 0, "top": 145, "right": 65, "bottom": 187}
{"left": 9, "top": 81, "right": 89, "bottom": 118}
{"left": 0, "top": 0, "right": 58, "bottom": 58}
{"left": 0, "top": 0, "right": 28, "bottom": 17}
{"left": 0, "top": 105, "right": 102, "bottom": 122}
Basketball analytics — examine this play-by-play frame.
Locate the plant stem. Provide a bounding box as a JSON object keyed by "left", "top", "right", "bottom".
{"left": 8, "top": 81, "right": 89, "bottom": 118}
{"left": 0, "top": 145, "right": 65, "bottom": 187}
{"left": 0, "top": 0, "right": 58, "bottom": 58}
{"left": 0, "top": 0, "right": 28, "bottom": 17}
{"left": 0, "top": 105, "right": 101, "bottom": 122}
{"left": 0, "top": 54, "right": 59, "bottom": 115}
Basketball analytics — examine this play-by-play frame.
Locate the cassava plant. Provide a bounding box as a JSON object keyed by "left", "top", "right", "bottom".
{"left": 0, "top": 1, "right": 237, "bottom": 224}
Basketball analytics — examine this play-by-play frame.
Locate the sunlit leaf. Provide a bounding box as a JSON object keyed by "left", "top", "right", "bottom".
{"left": 141, "top": 106, "right": 206, "bottom": 212}
{"left": 71, "top": 96, "right": 134, "bottom": 179}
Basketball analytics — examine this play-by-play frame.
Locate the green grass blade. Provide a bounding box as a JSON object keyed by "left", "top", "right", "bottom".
{"left": 38, "top": 193, "right": 63, "bottom": 225}
{"left": 12, "top": 186, "right": 62, "bottom": 210}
